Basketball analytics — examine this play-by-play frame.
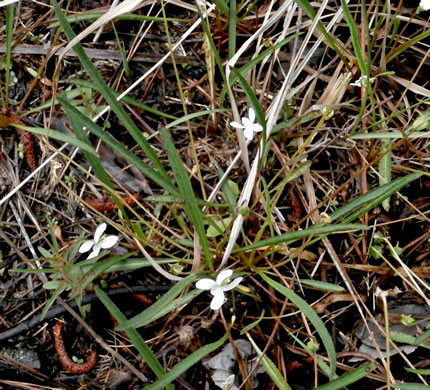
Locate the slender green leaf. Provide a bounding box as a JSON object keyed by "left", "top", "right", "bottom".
{"left": 12, "top": 124, "right": 98, "bottom": 157}
{"left": 379, "top": 139, "right": 392, "bottom": 211}
{"left": 160, "top": 128, "right": 212, "bottom": 268}
{"left": 393, "top": 384, "right": 430, "bottom": 390}
{"left": 4, "top": 3, "right": 15, "bottom": 108}
{"left": 233, "top": 69, "right": 266, "bottom": 129}
{"left": 258, "top": 272, "right": 337, "bottom": 379}
{"left": 234, "top": 223, "right": 368, "bottom": 253}
{"left": 51, "top": 0, "right": 168, "bottom": 178}
{"left": 143, "top": 334, "right": 228, "bottom": 390}
{"left": 405, "top": 368, "right": 430, "bottom": 375}
{"left": 49, "top": 12, "right": 190, "bottom": 28}
{"left": 95, "top": 287, "right": 171, "bottom": 388}
{"left": 116, "top": 274, "right": 198, "bottom": 330}
{"left": 329, "top": 173, "right": 422, "bottom": 223}
{"left": 340, "top": 0, "right": 367, "bottom": 74}
{"left": 228, "top": 0, "right": 236, "bottom": 59}
{"left": 298, "top": 279, "right": 345, "bottom": 292}
{"left": 315, "top": 362, "right": 376, "bottom": 390}
{"left": 247, "top": 333, "right": 292, "bottom": 390}
{"left": 65, "top": 100, "right": 115, "bottom": 191}
{"left": 57, "top": 97, "right": 181, "bottom": 196}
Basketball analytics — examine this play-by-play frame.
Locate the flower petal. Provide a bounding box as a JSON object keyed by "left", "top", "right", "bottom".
{"left": 79, "top": 240, "right": 94, "bottom": 253}
{"left": 243, "top": 127, "right": 254, "bottom": 141}
{"left": 248, "top": 107, "right": 256, "bottom": 123}
{"left": 242, "top": 117, "right": 251, "bottom": 128}
{"left": 216, "top": 269, "right": 233, "bottom": 284}
{"left": 94, "top": 223, "right": 107, "bottom": 242}
{"left": 230, "top": 121, "right": 244, "bottom": 129}
{"left": 87, "top": 246, "right": 101, "bottom": 259}
{"left": 210, "top": 291, "right": 226, "bottom": 310}
{"left": 100, "top": 235, "right": 118, "bottom": 249}
{"left": 196, "top": 278, "right": 216, "bottom": 290}
{"left": 250, "top": 123, "right": 263, "bottom": 133}
{"left": 222, "top": 276, "right": 243, "bottom": 291}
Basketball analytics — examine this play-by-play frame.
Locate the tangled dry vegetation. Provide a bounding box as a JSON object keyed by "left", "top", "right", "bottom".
{"left": 1, "top": 0, "right": 430, "bottom": 389}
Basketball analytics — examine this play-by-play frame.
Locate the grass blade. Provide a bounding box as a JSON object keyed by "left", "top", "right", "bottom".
{"left": 116, "top": 274, "right": 198, "bottom": 330}
{"left": 50, "top": 0, "right": 168, "bottom": 178}
{"left": 258, "top": 272, "right": 337, "bottom": 379}
{"left": 143, "top": 334, "right": 228, "bottom": 390}
{"left": 246, "top": 333, "right": 292, "bottom": 390}
{"left": 329, "top": 172, "right": 422, "bottom": 223}
{"left": 57, "top": 96, "right": 181, "bottom": 196}
{"left": 4, "top": 2, "right": 15, "bottom": 109}
{"left": 315, "top": 362, "right": 376, "bottom": 390}
{"left": 160, "top": 127, "right": 213, "bottom": 269}
{"left": 234, "top": 223, "right": 368, "bottom": 253}
{"left": 94, "top": 287, "right": 171, "bottom": 388}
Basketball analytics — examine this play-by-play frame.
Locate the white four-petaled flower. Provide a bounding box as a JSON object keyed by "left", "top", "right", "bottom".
{"left": 196, "top": 269, "right": 243, "bottom": 310}
{"left": 230, "top": 108, "right": 263, "bottom": 141}
{"left": 79, "top": 223, "right": 118, "bottom": 259}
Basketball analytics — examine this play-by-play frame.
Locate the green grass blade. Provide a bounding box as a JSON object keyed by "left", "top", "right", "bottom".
{"left": 379, "top": 139, "right": 392, "bottom": 211}
{"left": 247, "top": 333, "right": 293, "bottom": 390}
{"left": 57, "top": 96, "right": 181, "bottom": 196}
{"left": 329, "top": 172, "right": 422, "bottom": 223}
{"left": 340, "top": 0, "right": 367, "bottom": 74}
{"left": 68, "top": 79, "right": 178, "bottom": 120}
{"left": 143, "top": 334, "right": 228, "bottom": 390}
{"left": 64, "top": 100, "right": 115, "bottom": 191}
{"left": 233, "top": 69, "right": 266, "bottom": 129}
{"left": 50, "top": 0, "right": 168, "bottom": 179}
{"left": 116, "top": 274, "right": 198, "bottom": 331}
{"left": 12, "top": 124, "right": 98, "bottom": 157}
{"left": 294, "top": 0, "right": 345, "bottom": 62}
{"left": 393, "top": 384, "right": 430, "bottom": 390}
{"left": 94, "top": 287, "right": 171, "bottom": 388}
{"left": 160, "top": 127, "right": 213, "bottom": 268}
{"left": 4, "top": 2, "right": 15, "bottom": 109}
{"left": 315, "top": 362, "right": 376, "bottom": 390}
{"left": 258, "top": 272, "right": 337, "bottom": 379}
{"left": 233, "top": 223, "right": 368, "bottom": 253}
{"left": 228, "top": 0, "right": 236, "bottom": 59}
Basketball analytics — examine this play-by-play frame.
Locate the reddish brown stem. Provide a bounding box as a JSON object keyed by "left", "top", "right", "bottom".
{"left": 84, "top": 194, "right": 142, "bottom": 212}
{"left": 52, "top": 321, "right": 97, "bottom": 374}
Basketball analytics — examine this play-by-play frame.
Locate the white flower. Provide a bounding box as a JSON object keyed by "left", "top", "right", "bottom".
{"left": 350, "top": 75, "right": 372, "bottom": 88}
{"left": 230, "top": 108, "right": 263, "bottom": 141}
{"left": 419, "top": 0, "right": 430, "bottom": 11}
{"left": 79, "top": 223, "right": 118, "bottom": 259}
{"left": 196, "top": 269, "right": 243, "bottom": 310}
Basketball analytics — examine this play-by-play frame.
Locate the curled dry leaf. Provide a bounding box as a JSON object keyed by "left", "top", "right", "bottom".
{"left": 84, "top": 194, "right": 142, "bottom": 212}
{"left": 53, "top": 321, "right": 97, "bottom": 374}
